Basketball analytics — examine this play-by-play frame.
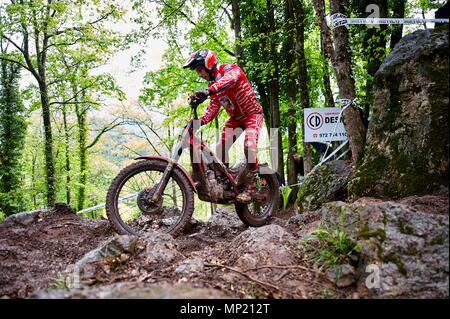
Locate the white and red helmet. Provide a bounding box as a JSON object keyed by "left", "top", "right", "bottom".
{"left": 182, "top": 49, "right": 218, "bottom": 74}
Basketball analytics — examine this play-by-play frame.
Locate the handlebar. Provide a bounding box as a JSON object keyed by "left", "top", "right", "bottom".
{"left": 189, "top": 99, "right": 199, "bottom": 120}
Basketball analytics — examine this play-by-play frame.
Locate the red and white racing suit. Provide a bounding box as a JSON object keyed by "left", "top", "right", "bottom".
{"left": 200, "top": 63, "right": 263, "bottom": 170}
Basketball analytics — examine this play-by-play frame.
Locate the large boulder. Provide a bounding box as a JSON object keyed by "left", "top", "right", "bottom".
{"left": 317, "top": 193, "right": 448, "bottom": 298}
{"left": 296, "top": 160, "right": 353, "bottom": 212}
{"left": 349, "top": 27, "right": 449, "bottom": 199}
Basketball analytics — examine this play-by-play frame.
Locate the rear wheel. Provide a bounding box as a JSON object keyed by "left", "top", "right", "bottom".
{"left": 235, "top": 172, "right": 279, "bottom": 227}
{"left": 105, "top": 159, "right": 194, "bottom": 237}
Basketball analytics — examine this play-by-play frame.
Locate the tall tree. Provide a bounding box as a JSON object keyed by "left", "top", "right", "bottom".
{"left": 353, "top": 0, "right": 389, "bottom": 118}
{"left": 0, "top": 47, "right": 27, "bottom": 216}
{"left": 266, "top": 0, "right": 285, "bottom": 183}
{"left": 390, "top": 0, "right": 406, "bottom": 49}
{"left": 283, "top": 0, "right": 298, "bottom": 203}
{"left": 231, "top": 0, "right": 245, "bottom": 69}
{"left": 0, "top": 0, "right": 124, "bottom": 207}
{"left": 294, "top": 0, "right": 314, "bottom": 174}
{"left": 320, "top": 33, "right": 335, "bottom": 109}
{"left": 313, "top": 0, "right": 367, "bottom": 166}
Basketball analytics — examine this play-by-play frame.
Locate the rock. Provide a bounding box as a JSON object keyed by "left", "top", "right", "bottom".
{"left": 286, "top": 210, "right": 323, "bottom": 227}
{"left": 206, "top": 207, "right": 244, "bottom": 229}
{"left": 143, "top": 230, "right": 183, "bottom": 265}
{"left": 54, "top": 202, "right": 74, "bottom": 214}
{"left": 349, "top": 27, "right": 449, "bottom": 199}
{"left": 296, "top": 160, "right": 353, "bottom": 212}
{"left": 0, "top": 202, "right": 74, "bottom": 229}
{"left": 161, "top": 205, "right": 181, "bottom": 218}
{"left": 174, "top": 257, "right": 204, "bottom": 275}
{"left": 0, "top": 209, "right": 50, "bottom": 228}
{"left": 63, "top": 235, "right": 138, "bottom": 288}
{"left": 28, "top": 282, "right": 231, "bottom": 299}
{"left": 73, "top": 235, "right": 137, "bottom": 268}
{"left": 318, "top": 198, "right": 449, "bottom": 298}
{"left": 227, "top": 224, "right": 297, "bottom": 269}
{"left": 326, "top": 264, "right": 357, "bottom": 288}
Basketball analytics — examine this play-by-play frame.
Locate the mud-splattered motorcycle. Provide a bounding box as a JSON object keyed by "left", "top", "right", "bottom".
{"left": 105, "top": 98, "right": 279, "bottom": 237}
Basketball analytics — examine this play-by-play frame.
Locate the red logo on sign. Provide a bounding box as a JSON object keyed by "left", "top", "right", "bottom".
{"left": 306, "top": 113, "right": 324, "bottom": 130}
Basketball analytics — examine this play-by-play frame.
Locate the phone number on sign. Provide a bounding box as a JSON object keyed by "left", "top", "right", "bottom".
{"left": 316, "top": 132, "right": 347, "bottom": 138}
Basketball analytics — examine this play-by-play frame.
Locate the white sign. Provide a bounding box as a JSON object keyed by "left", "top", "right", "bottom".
{"left": 304, "top": 108, "right": 347, "bottom": 142}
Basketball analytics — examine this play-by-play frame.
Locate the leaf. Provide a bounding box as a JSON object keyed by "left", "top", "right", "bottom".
{"left": 281, "top": 186, "right": 292, "bottom": 209}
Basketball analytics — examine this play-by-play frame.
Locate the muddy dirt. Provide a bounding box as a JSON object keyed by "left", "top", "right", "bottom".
{"left": 0, "top": 191, "right": 448, "bottom": 299}
{"left": 0, "top": 209, "right": 115, "bottom": 298}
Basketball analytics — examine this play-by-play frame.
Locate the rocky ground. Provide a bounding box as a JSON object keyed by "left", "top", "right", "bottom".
{"left": 0, "top": 190, "right": 448, "bottom": 299}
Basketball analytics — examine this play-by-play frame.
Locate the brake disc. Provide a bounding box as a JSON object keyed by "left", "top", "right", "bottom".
{"left": 137, "top": 187, "right": 163, "bottom": 215}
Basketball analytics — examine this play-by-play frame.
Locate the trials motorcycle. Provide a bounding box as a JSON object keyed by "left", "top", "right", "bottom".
{"left": 105, "top": 97, "right": 280, "bottom": 237}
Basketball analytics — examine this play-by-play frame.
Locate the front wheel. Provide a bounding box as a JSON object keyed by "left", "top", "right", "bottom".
{"left": 235, "top": 172, "right": 279, "bottom": 227}
{"left": 105, "top": 159, "right": 194, "bottom": 237}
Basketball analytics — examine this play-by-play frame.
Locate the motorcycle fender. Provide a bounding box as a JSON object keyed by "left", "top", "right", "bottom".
{"left": 135, "top": 156, "right": 197, "bottom": 193}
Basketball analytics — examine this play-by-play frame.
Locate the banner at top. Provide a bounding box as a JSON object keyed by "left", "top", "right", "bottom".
{"left": 304, "top": 108, "right": 347, "bottom": 142}
{"left": 331, "top": 13, "right": 449, "bottom": 29}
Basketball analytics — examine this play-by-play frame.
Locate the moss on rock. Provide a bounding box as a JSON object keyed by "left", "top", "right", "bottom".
{"left": 348, "top": 27, "right": 449, "bottom": 199}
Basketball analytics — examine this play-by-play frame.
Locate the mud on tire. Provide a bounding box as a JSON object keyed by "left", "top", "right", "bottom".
{"left": 105, "top": 159, "right": 195, "bottom": 237}
{"left": 235, "top": 172, "right": 279, "bottom": 227}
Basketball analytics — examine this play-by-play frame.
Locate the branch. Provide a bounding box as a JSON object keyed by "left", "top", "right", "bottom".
{"left": 143, "top": 0, "right": 188, "bottom": 35}
{"left": 85, "top": 119, "right": 124, "bottom": 150}
{"left": 134, "top": 121, "right": 167, "bottom": 154}
{"left": 244, "top": 264, "right": 327, "bottom": 278}
{"left": 0, "top": 56, "right": 30, "bottom": 73}
{"left": 159, "top": 0, "right": 235, "bottom": 57}
{"left": 43, "top": 36, "right": 84, "bottom": 52}
{"left": 121, "top": 143, "right": 145, "bottom": 157}
{"left": 204, "top": 263, "right": 285, "bottom": 294}
{"left": 49, "top": 9, "right": 116, "bottom": 38}
{"left": 126, "top": 128, "right": 162, "bottom": 156}
{"left": 312, "top": 0, "right": 335, "bottom": 65}
{"left": 0, "top": 33, "right": 25, "bottom": 54}
{"left": 221, "top": 5, "right": 233, "bottom": 24}
{"left": 49, "top": 82, "right": 99, "bottom": 106}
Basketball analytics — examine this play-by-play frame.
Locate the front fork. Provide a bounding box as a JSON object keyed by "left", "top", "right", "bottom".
{"left": 147, "top": 158, "right": 176, "bottom": 203}
{"left": 146, "top": 134, "right": 185, "bottom": 204}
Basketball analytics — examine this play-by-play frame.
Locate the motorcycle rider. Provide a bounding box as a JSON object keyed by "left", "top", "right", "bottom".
{"left": 183, "top": 49, "right": 263, "bottom": 204}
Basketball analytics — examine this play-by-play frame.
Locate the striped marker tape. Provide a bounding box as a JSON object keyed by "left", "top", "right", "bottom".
{"left": 331, "top": 13, "right": 449, "bottom": 30}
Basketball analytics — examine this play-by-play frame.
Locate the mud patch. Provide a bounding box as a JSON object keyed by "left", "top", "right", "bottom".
{"left": 0, "top": 210, "right": 114, "bottom": 298}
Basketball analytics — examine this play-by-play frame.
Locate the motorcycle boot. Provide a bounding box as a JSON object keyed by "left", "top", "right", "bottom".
{"left": 236, "top": 169, "right": 258, "bottom": 204}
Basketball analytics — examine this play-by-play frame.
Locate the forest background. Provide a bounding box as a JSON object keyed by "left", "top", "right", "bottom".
{"left": 0, "top": 0, "right": 446, "bottom": 221}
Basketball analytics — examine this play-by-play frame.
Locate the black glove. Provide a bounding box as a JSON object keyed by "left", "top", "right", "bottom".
{"left": 191, "top": 89, "right": 212, "bottom": 104}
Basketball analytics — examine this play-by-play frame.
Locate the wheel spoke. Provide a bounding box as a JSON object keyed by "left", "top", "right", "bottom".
{"left": 107, "top": 162, "right": 191, "bottom": 236}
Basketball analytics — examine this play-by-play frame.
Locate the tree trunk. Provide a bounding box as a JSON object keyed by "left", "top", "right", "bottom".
{"left": 62, "top": 104, "right": 71, "bottom": 205}
{"left": 390, "top": 0, "right": 406, "bottom": 49}
{"left": 231, "top": 0, "right": 245, "bottom": 69}
{"left": 293, "top": 0, "right": 313, "bottom": 174}
{"left": 266, "top": 0, "right": 284, "bottom": 184}
{"left": 0, "top": 58, "right": 26, "bottom": 215}
{"left": 255, "top": 81, "right": 271, "bottom": 135}
{"left": 37, "top": 24, "right": 56, "bottom": 208}
{"left": 38, "top": 78, "right": 56, "bottom": 207}
{"left": 283, "top": 0, "right": 298, "bottom": 202}
{"left": 313, "top": 0, "right": 367, "bottom": 166}
{"left": 75, "top": 88, "right": 88, "bottom": 211}
{"left": 320, "top": 33, "right": 335, "bottom": 108}
{"left": 361, "top": 0, "right": 388, "bottom": 118}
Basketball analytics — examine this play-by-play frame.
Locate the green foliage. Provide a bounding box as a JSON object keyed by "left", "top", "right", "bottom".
{"left": 49, "top": 274, "right": 68, "bottom": 290}
{"left": 281, "top": 186, "right": 292, "bottom": 209}
{"left": 0, "top": 59, "right": 28, "bottom": 216}
{"left": 0, "top": 0, "right": 443, "bottom": 216}
{"left": 301, "top": 207, "right": 359, "bottom": 282}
